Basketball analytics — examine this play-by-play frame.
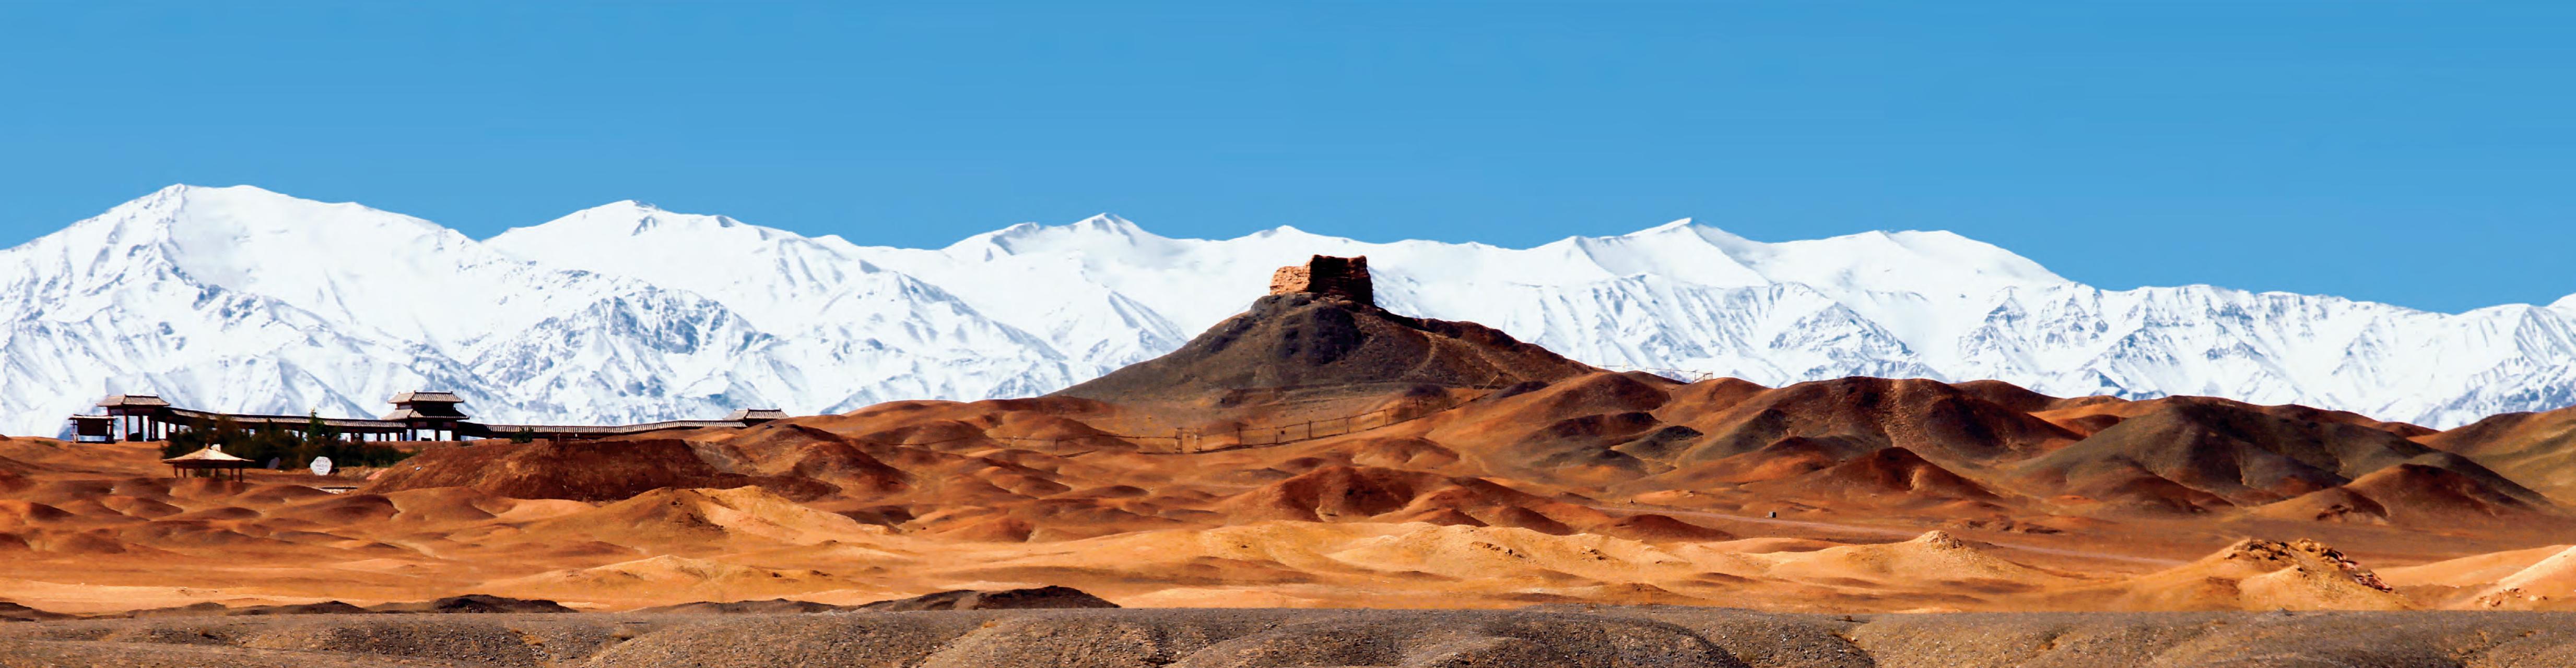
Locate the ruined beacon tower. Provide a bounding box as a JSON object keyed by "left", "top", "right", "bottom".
{"left": 1267, "top": 255, "right": 1373, "bottom": 306}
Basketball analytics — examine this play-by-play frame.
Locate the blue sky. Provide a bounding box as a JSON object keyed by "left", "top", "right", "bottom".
{"left": 2, "top": 3, "right": 2570, "bottom": 313}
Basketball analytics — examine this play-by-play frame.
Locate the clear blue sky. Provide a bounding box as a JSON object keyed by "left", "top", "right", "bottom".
{"left": 3, "top": 2, "right": 2570, "bottom": 312}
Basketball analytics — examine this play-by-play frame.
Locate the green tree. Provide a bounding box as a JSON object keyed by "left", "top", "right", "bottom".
{"left": 161, "top": 414, "right": 416, "bottom": 470}
{"left": 304, "top": 411, "right": 339, "bottom": 450}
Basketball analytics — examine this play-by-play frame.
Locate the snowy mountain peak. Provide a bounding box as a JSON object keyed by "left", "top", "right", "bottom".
{"left": 1632, "top": 218, "right": 1699, "bottom": 234}
{"left": 142, "top": 183, "right": 297, "bottom": 203}
{"left": 1540, "top": 220, "right": 2066, "bottom": 301}
{"left": 102, "top": 184, "right": 441, "bottom": 237}
{"left": 1053, "top": 213, "right": 1157, "bottom": 241}
{"left": 947, "top": 213, "right": 1174, "bottom": 257}
{"left": 1743, "top": 228, "right": 2069, "bottom": 297}
{"left": 1072, "top": 213, "right": 1140, "bottom": 231}
{"left": 6, "top": 184, "right": 2575, "bottom": 438}
{"left": 51, "top": 185, "right": 478, "bottom": 303}
{"left": 514, "top": 200, "right": 761, "bottom": 239}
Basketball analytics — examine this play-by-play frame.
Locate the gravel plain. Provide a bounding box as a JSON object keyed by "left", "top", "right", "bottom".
{"left": 6, "top": 607, "right": 2576, "bottom": 667}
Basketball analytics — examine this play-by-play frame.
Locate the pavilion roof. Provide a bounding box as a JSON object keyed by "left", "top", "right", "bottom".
{"left": 162, "top": 447, "right": 251, "bottom": 465}
{"left": 381, "top": 408, "right": 470, "bottom": 421}
{"left": 97, "top": 395, "right": 172, "bottom": 408}
{"left": 388, "top": 391, "right": 464, "bottom": 404}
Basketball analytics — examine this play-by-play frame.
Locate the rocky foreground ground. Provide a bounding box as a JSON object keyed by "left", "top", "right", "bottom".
{"left": 5, "top": 607, "right": 2576, "bottom": 667}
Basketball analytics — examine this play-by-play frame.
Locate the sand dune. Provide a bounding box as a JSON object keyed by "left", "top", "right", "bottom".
{"left": 2446, "top": 545, "right": 2576, "bottom": 610}
{"left": 486, "top": 554, "right": 865, "bottom": 607}
{"left": 2046, "top": 539, "right": 2409, "bottom": 611}
{"left": 12, "top": 380, "right": 2576, "bottom": 617}
{"left": 366, "top": 438, "right": 827, "bottom": 502}
{"left": 1756, "top": 531, "right": 2078, "bottom": 588}
{"left": 2423, "top": 404, "right": 2576, "bottom": 503}
{"left": 16, "top": 283, "right": 2576, "bottom": 617}
{"left": 521, "top": 486, "right": 889, "bottom": 549}
{"left": 2382, "top": 543, "right": 2571, "bottom": 589}
{"left": 1322, "top": 523, "right": 1710, "bottom": 584}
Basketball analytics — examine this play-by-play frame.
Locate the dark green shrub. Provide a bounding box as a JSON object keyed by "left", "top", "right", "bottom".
{"left": 161, "top": 414, "right": 413, "bottom": 469}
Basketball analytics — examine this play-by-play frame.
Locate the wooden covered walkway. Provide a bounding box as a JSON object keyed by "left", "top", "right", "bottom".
{"left": 68, "top": 393, "right": 788, "bottom": 444}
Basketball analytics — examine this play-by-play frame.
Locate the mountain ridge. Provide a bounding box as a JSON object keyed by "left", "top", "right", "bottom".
{"left": 3, "top": 183, "right": 2572, "bottom": 435}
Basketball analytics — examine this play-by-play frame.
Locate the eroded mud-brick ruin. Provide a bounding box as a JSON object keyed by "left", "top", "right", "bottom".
{"left": 1268, "top": 255, "right": 1373, "bottom": 306}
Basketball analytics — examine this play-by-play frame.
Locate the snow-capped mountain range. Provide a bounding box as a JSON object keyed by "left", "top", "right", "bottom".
{"left": 3, "top": 184, "right": 2571, "bottom": 436}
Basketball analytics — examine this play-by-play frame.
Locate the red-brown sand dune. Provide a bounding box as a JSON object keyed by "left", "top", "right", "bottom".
{"left": 8, "top": 270, "right": 2576, "bottom": 616}
{"left": 2420, "top": 404, "right": 2576, "bottom": 502}
{"left": 2039, "top": 538, "right": 2411, "bottom": 611}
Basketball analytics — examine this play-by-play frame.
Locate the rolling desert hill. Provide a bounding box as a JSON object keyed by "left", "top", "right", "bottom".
{"left": 6, "top": 258, "right": 2576, "bottom": 623}
{"left": 2419, "top": 404, "right": 2576, "bottom": 503}
{"left": 1052, "top": 290, "right": 1598, "bottom": 405}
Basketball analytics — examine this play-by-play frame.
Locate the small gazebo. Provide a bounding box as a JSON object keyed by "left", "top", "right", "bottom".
{"left": 162, "top": 446, "right": 253, "bottom": 481}
{"left": 66, "top": 414, "right": 116, "bottom": 443}
{"left": 97, "top": 395, "right": 174, "bottom": 442}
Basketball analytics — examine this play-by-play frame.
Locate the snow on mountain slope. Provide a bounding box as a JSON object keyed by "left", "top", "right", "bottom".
{"left": 486, "top": 195, "right": 2576, "bottom": 430}
{"left": 483, "top": 202, "right": 1100, "bottom": 414}
{"left": 0, "top": 186, "right": 1086, "bottom": 435}
{"left": 4, "top": 184, "right": 2572, "bottom": 436}
{"left": 95, "top": 185, "right": 630, "bottom": 350}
